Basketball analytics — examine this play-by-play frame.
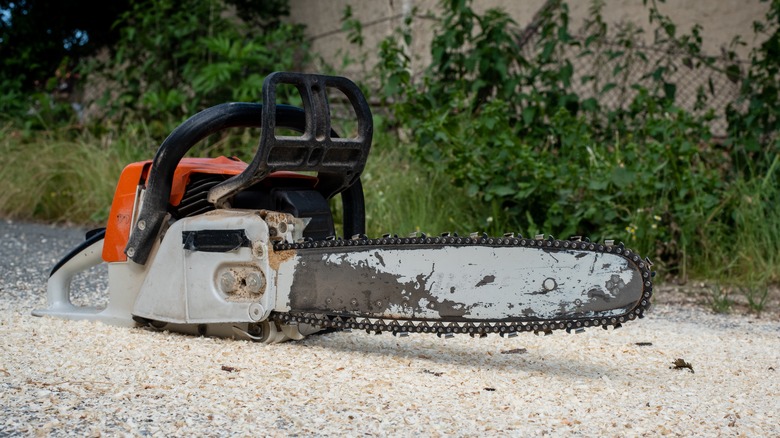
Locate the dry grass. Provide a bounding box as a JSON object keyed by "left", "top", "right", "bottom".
{"left": 0, "top": 123, "right": 152, "bottom": 224}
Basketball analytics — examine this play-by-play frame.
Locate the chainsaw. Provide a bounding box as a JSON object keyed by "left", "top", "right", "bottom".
{"left": 34, "top": 72, "right": 653, "bottom": 343}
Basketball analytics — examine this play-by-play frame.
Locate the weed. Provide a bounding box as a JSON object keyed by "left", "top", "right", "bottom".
{"left": 708, "top": 284, "right": 733, "bottom": 314}
{"left": 740, "top": 283, "right": 770, "bottom": 315}
{"left": 697, "top": 159, "right": 780, "bottom": 283}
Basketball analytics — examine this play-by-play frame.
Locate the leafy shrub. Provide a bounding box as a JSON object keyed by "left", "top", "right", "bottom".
{"left": 0, "top": 77, "right": 29, "bottom": 120}
{"left": 86, "top": 0, "right": 306, "bottom": 127}
{"left": 374, "top": 0, "right": 779, "bottom": 279}
{"left": 725, "top": 0, "right": 780, "bottom": 174}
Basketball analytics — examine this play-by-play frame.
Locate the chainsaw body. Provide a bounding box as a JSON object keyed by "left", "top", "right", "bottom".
{"left": 34, "top": 72, "right": 653, "bottom": 343}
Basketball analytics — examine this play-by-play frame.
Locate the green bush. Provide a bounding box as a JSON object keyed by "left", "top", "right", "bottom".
{"left": 86, "top": 0, "right": 306, "bottom": 128}
{"left": 0, "top": 77, "right": 28, "bottom": 119}
{"left": 374, "top": 0, "right": 779, "bottom": 280}
{"left": 725, "top": 0, "right": 780, "bottom": 174}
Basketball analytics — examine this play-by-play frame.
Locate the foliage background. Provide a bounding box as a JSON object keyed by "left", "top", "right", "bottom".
{"left": 1, "top": 0, "right": 778, "bottom": 307}
{"left": 372, "top": 0, "right": 778, "bottom": 288}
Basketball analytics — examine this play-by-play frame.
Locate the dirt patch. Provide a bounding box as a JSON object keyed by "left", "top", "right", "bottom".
{"left": 652, "top": 282, "right": 780, "bottom": 320}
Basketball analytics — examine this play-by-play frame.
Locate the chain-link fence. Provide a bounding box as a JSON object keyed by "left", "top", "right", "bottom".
{"left": 311, "top": 2, "right": 749, "bottom": 138}
{"left": 515, "top": 3, "right": 746, "bottom": 138}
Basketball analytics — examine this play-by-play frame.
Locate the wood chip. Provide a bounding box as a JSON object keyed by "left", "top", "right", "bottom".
{"left": 500, "top": 348, "right": 527, "bottom": 354}
{"left": 670, "top": 358, "right": 694, "bottom": 373}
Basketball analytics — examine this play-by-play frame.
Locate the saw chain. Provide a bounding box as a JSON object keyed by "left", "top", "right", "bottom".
{"left": 270, "top": 233, "right": 654, "bottom": 337}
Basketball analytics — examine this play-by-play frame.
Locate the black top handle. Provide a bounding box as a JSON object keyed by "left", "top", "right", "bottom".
{"left": 125, "top": 73, "right": 372, "bottom": 265}
{"left": 208, "top": 72, "right": 373, "bottom": 207}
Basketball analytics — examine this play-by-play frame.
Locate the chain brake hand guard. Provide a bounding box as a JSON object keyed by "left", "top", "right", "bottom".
{"left": 207, "top": 72, "right": 373, "bottom": 208}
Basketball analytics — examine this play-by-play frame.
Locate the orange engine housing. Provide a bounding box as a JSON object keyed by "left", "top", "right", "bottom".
{"left": 102, "top": 157, "right": 316, "bottom": 263}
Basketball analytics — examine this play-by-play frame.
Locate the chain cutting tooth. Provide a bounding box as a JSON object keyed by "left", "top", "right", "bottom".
{"left": 446, "top": 322, "right": 460, "bottom": 334}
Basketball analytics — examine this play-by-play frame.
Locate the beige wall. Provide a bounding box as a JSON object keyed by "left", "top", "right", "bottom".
{"left": 289, "top": 0, "right": 769, "bottom": 78}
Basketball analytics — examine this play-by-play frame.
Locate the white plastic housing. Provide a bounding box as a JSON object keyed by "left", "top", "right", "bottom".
{"left": 131, "top": 210, "right": 274, "bottom": 324}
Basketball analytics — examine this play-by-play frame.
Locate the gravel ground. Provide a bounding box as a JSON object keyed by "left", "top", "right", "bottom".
{"left": 1, "top": 219, "right": 779, "bottom": 436}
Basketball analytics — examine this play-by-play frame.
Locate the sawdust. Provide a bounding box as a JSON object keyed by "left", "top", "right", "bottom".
{"left": 268, "top": 244, "right": 296, "bottom": 272}
{"left": 2, "top": 304, "right": 778, "bottom": 436}
{"left": 221, "top": 265, "right": 266, "bottom": 303}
